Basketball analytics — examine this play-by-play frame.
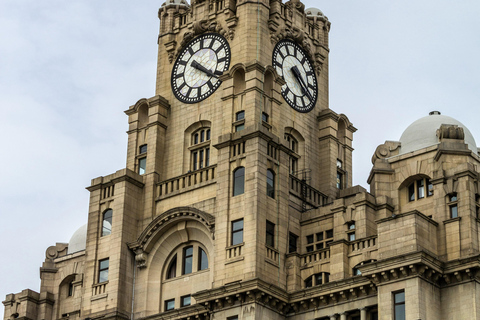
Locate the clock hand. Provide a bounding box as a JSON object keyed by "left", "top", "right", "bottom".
{"left": 191, "top": 60, "right": 219, "bottom": 78}
{"left": 291, "top": 65, "right": 313, "bottom": 101}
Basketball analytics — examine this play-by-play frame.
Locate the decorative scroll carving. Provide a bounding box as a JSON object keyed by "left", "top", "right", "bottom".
{"left": 371, "top": 141, "right": 401, "bottom": 164}
{"left": 135, "top": 250, "right": 148, "bottom": 268}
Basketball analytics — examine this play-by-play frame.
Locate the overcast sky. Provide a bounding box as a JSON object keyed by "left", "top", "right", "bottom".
{"left": 1, "top": 1, "right": 480, "bottom": 317}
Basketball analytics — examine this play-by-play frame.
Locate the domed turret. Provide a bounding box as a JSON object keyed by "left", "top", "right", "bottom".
{"left": 399, "top": 111, "right": 477, "bottom": 155}
{"left": 305, "top": 7, "right": 327, "bottom": 20}
{"left": 67, "top": 224, "right": 87, "bottom": 254}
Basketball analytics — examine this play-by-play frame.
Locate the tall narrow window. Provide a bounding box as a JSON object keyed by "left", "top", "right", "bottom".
{"left": 408, "top": 183, "right": 415, "bottom": 202}
{"left": 393, "top": 291, "right": 405, "bottom": 320}
{"left": 267, "top": 169, "right": 275, "bottom": 198}
{"left": 233, "top": 167, "right": 245, "bottom": 196}
{"left": 183, "top": 246, "right": 193, "bottom": 275}
{"left": 191, "top": 128, "right": 211, "bottom": 171}
{"left": 336, "top": 171, "right": 343, "bottom": 189}
{"left": 285, "top": 134, "right": 299, "bottom": 175}
{"left": 235, "top": 111, "right": 245, "bottom": 132}
{"left": 68, "top": 281, "right": 74, "bottom": 297}
{"left": 231, "top": 219, "right": 244, "bottom": 245}
{"left": 266, "top": 220, "right": 275, "bottom": 247}
{"left": 166, "top": 255, "right": 177, "bottom": 279}
{"left": 138, "top": 157, "right": 146, "bottom": 175}
{"left": 449, "top": 194, "right": 458, "bottom": 218}
{"left": 289, "top": 233, "right": 298, "bottom": 253}
{"left": 417, "top": 179, "right": 425, "bottom": 199}
{"left": 98, "top": 258, "right": 109, "bottom": 283}
{"left": 101, "top": 209, "right": 112, "bottom": 236}
{"left": 198, "top": 248, "right": 208, "bottom": 271}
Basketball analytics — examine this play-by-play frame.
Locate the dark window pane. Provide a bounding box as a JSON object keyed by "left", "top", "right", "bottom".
{"left": 199, "top": 150, "right": 204, "bottom": 168}
{"left": 167, "top": 255, "right": 177, "bottom": 279}
{"left": 408, "top": 183, "right": 415, "bottom": 201}
{"left": 198, "top": 248, "right": 208, "bottom": 270}
{"left": 139, "top": 144, "right": 147, "bottom": 154}
{"left": 326, "top": 229, "right": 333, "bottom": 239}
{"left": 194, "top": 134, "right": 199, "bottom": 144}
{"left": 193, "top": 151, "right": 198, "bottom": 170}
{"left": 233, "top": 167, "right": 245, "bottom": 196}
{"left": 306, "top": 234, "right": 314, "bottom": 244}
{"left": 316, "top": 232, "right": 324, "bottom": 241}
{"left": 324, "top": 273, "right": 330, "bottom": 283}
{"left": 206, "top": 148, "right": 210, "bottom": 167}
{"left": 314, "top": 273, "right": 322, "bottom": 285}
{"left": 304, "top": 276, "right": 313, "bottom": 288}
{"left": 450, "top": 194, "right": 458, "bottom": 201}
{"left": 427, "top": 179, "right": 433, "bottom": 196}
{"left": 316, "top": 243, "right": 324, "bottom": 250}
{"left": 267, "top": 169, "right": 275, "bottom": 198}
{"left": 206, "top": 129, "right": 210, "bottom": 141}
{"left": 394, "top": 291, "right": 405, "bottom": 303}
{"left": 235, "top": 124, "right": 244, "bottom": 132}
{"left": 200, "top": 130, "right": 205, "bottom": 142}
{"left": 102, "top": 209, "right": 112, "bottom": 236}
{"left": 98, "top": 259, "right": 109, "bottom": 283}
{"left": 266, "top": 221, "right": 275, "bottom": 247}
{"left": 306, "top": 245, "right": 314, "bottom": 252}
{"left": 262, "top": 112, "right": 268, "bottom": 122}
{"left": 336, "top": 171, "right": 343, "bottom": 189}
{"left": 288, "top": 233, "right": 298, "bottom": 253}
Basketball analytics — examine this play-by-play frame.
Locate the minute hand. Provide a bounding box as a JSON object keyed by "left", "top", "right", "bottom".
{"left": 291, "top": 65, "right": 313, "bottom": 101}
{"left": 191, "top": 60, "right": 218, "bottom": 78}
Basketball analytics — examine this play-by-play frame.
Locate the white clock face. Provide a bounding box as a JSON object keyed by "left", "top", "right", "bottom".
{"left": 172, "top": 33, "right": 231, "bottom": 103}
{"left": 272, "top": 40, "right": 318, "bottom": 112}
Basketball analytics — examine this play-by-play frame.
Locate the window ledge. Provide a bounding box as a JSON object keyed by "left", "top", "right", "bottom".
{"left": 188, "top": 141, "right": 210, "bottom": 150}
{"left": 91, "top": 293, "right": 107, "bottom": 301}
{"left": 444, "top": 216, "right": 462, "bottom": 224}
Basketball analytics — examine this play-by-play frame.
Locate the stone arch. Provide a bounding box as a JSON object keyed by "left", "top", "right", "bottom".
{"left": 129, "top": 207, "right": 214, "bottom": 315}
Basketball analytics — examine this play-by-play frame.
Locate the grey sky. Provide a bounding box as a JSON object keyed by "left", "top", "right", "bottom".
{"left": 1, "top": 1, "right": 480, "bottom": 317}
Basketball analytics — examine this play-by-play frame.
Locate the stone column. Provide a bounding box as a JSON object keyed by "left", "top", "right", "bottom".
{"left": 329, "top": 315, "right": 337, "bottom": 320}
{"left": 360, "top": 308, "right": 367, "bottom": 320}
{"left": 339, "top": 312, "right": 347, "bottom": 320}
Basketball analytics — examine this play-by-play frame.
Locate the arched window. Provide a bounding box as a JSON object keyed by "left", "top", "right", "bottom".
{"left": 182, "top": 246, "right": 193, "bottom": 275}
{"left": 407, "top": 177, "right": 433, "bottom": 202}
{"left": 101, "top": 209, "right": 112, "bottom": 237}
{"left": 166, "top": 254, "right": 177, "bottom": 279}
{"left": 191, "top": 128, "right": 211, "bottom": 171}
{"left": 352, "top": 259, "right": 376, "bottom": 276}
{"left": 233, "top": 167, "right": 245, "bottom": 196}
{"left": 304, "top": 272, "right": 330, "bottom": 288}
{"left": 267, "top": 169, "right": 275, "bottom": 198}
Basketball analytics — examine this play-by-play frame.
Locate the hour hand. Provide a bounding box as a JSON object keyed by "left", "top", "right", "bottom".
{"left": 191, "top": 60, "right": 218, "bottom": 78}
{"left": 291, "top": 65, "right": 313, "bottom": 101}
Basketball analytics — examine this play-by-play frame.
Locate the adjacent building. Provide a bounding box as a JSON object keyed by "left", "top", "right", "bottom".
{"left": 4, "top": 1, "right": 480, "bottom": 319}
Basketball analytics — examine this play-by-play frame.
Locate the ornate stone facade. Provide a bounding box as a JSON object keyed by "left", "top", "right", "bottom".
{"left": 4, "top": 1, "right": 480, "bottom": 320}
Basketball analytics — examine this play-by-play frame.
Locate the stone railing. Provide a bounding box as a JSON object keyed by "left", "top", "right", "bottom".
{"left": 92, "top": 282, "right": 107, "bottom": 295}
{"left": 226, "top": 243, "right": 243, "bottom": 260}
{"left": 157, "top": 165, "right": 216, "bottom": 198}
{"left": 350, "top": 236, "right": 377, "bottom": 252}
{"left": 289, "top": 175, "right": 330, "bottom": 208}
{"left": 266, "top": 246, "right": 279, "bottom": 263}
{"left": 301, "top": 248, "right": 330, "bottom": 265}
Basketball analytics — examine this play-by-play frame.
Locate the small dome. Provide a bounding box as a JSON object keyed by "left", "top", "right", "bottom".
{"left": 67, "top": 224, "right": 87, "bottom": 254}
{"left": 306, "top": 8, "right": 326, "bottom": 20}
{"left": 399, "top": 111, "right": 477, "bottom": 155}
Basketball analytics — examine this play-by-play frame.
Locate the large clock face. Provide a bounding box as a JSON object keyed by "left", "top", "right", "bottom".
{"left": 171, "top": 33, "right": 231, "bottom": 104}
{"left": 272, "top": 39, "right": 318, "bottom": 113}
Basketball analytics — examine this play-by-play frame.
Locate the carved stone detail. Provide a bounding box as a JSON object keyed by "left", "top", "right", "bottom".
{"left": 437, "top": 124, "right": 465, "bottom": 141}
{"left": 371, "top": 141, "right": 401, "bottom": 164}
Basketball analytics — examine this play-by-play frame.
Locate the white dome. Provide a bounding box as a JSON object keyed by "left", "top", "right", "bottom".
{"left": 161, "top": 0, "right": 189, "bottom": 8}
{"left": 67, "top": 224, "right": 87, "bottom": 254}
{"left": 399, "top": 111, "right": 477, "bottom": 155}
{"left": 306, "top": 8, "right": 326, "bottom": 20}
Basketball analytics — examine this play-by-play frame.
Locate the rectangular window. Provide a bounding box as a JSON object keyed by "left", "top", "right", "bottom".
{"left": 427, "top": 179, "right": 433, "bottom": 196}
{"left": 266, "top": 220, "right": 275, "bottom": 247}
{"left": 306, "top": 234, "right": 314, "bottom": 244}
{"left": 181, "top": 295, "right": 191, "bottom": 307}
{"left": 138, "top": 157, "right": 146, "bottom": 175}
{"left": 183, "top": 246, "right": 193, "bottom": 275}
{"left": 393, "top": 291, "right": 405, "bottom": 320}
{"left": 306, "top": 245, "right": 314, "bottom": 252}
{"left": 98, "top": 258, "right": 109, "bottom": 283}
{"left": 198, "top": 248, "right": 208, "bottom": 270}
{"left": 235, "top": 124, "right": 245, "bottom": 132}
{"left": 236, "top": 111, "right": 245, "bottom": 121}
{"left": 231, "top": 219, "right": 244, "bottom": 246}
{"left": 165, "top": 298, "right": 175, "bottom": 311}
{"left": 227, "top": 316, "right": 238, "bottom": 320}
{"left": 288, "top": 233, "right": 298, "bottom": 253}
{"left": 192, "top": 151, "right": 198, "bottom": 171}
{"left": 205, "top": 148, "right": 210, "bottom": 167}
{"left": 199, "top": 150, "right": 204, "bottom": 168}
{"left": 326, "top": 229, "right": 334, "bottom": 239}
{"left": 262, "top": 112, "right": 269, "bottom": 122}
{"left": 450, "top": 204, "right": 458, "bottom": 218}
{"left": 349, "top": 233, "right": 356, "bottom": 241}
{"left": 139, "top": 144, "right": 148, "bottom": 154}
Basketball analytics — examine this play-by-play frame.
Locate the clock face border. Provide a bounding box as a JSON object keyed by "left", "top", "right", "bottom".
{"left": 171, "top": 33, "right": 231, "bottom": 104}
{"left": 272, "top": 39, "right": 318, "bottom": 113}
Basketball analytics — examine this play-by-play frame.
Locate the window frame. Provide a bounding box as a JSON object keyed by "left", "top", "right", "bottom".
{"left": 166, "top": 254, "right": 177, "bottom": 279}
{"left": 266, "top": 169, "right": 275, "bottom": 198}
{"left": 266, "top": 220, "right": 275, "bottom": 248}
{"left": 233, "top": 167, "right": 245, "bottom": 196}
{"left": 231, "top": 219, "right": 244, "bottom": 246}
{"left": 138, "top": 157, "right": 147, "bottom": 175}
{"left": 98, "top": 258, "right": 109, "bottom": 283}
{"left": 180, "top": 295, "right": 191, "bottom": 307}
{"left": 198, "top": 247, "right": 208, "bottom": 271}
{"left": 288, "top": 232, "right": 298, "bottom": 253}
{"left": 393, "top": 290, "right": 405, "bottom": 320}
{"left": 101, "top": 209, "right": 113, "bottom": 237}
{"left": 182, "top": 246, "right": 193, "bottom": 275}
{"left": 164, "top": 298, "right": 175, "bottom": 311}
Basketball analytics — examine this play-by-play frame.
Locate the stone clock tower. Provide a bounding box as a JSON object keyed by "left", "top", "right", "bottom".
{"left": 7, "top": 0, "right": 480, "bottom": 319}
